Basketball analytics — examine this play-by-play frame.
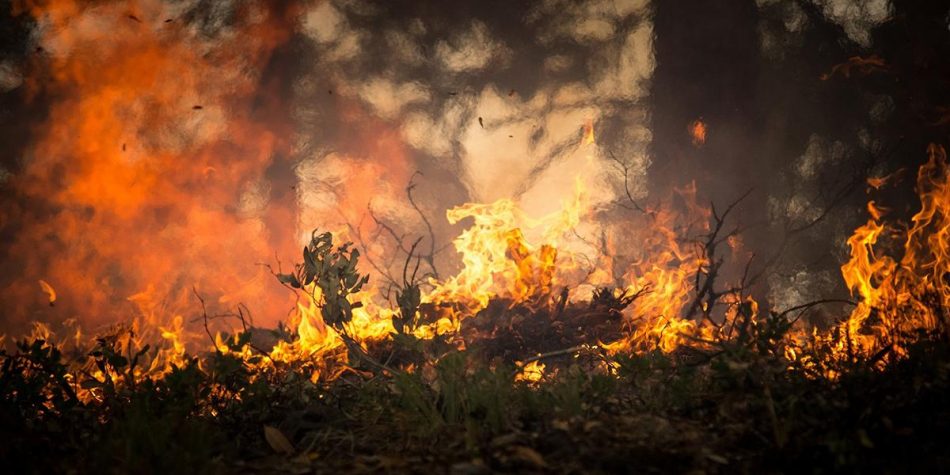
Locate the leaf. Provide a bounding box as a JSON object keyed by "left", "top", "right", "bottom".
{"left": 264, "top": 425, "right": 295, "bottom": 455}
{"left": 509, "top": 446, "right": 547, "bottom": 468}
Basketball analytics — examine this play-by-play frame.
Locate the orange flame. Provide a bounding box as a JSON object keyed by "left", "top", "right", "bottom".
{"left": 6, "top": 2, "right": 948, "bottom": 389}
{"left": 3, "top": 0, "right": 300, "bottom": 335}
{"left": 836, "top": 144, "right": 950, "bottom": 364}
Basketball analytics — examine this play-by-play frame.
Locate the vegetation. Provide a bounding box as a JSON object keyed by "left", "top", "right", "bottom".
{"left": 2, "top": 234, "right": 948, "bottom": 473}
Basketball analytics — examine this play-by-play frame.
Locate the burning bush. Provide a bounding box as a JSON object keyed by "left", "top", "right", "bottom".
{"left": 2, "top": 145, "right": 950, "bottom": 472}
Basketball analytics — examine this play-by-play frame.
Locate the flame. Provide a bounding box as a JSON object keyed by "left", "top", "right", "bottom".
{"left": 3, "top": 0, "right": 299, "bottom": 334}
{"left": 38, "top": 280, "right": 56, "bottom": 305}
{"left": 426, "top": 179, "right": 586, "bottom": 316}
{"left": 836, "top": 144, "right": 950, "bottom": 364}
{"left": 516, "top": 360, "right": 546, "bottom": 383}
{"left": 4, "top": 2, "right": 948, "bottom": 389}
{"left": 15, "top": 143, "right": 950, "bottom": 387}
{"left": 867, "top": 175, "right": 889, "bottom": 190}
{"left": 582, "top": 118, "right": 596, "bottom": 146}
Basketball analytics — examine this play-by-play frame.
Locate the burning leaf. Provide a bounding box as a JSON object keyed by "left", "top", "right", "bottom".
{"left": 38, "top": 280, "right": 56, "bottom": 306}
{"left": 820, "top": 55, "right": 888, "bottom": 80}
{"left": 263, "top": 425, "right": 294, "bottom": 455}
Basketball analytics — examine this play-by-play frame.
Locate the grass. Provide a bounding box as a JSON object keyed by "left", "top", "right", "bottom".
{"left": 2, "top": 324, "right": 949, "bottom": 474}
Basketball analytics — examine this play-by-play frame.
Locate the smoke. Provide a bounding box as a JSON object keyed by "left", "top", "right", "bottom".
{"left": 0, "top": 0, "right": 660, "bottom": 335}
{"left": 291, "top": 0, "right": 656, "bottom": 281}
{"left": 1, "top": 0, "right": 921, "bottom": 336}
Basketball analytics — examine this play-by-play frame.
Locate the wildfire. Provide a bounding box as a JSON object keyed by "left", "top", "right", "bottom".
{"left": 5, "top": 3, "right": 949, "bottom": 394}
{"left": 9, "top": 141, "right": 950, "bottom": 391}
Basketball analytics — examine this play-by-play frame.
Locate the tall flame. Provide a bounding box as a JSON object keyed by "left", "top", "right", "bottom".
{"left": 836, "top": 144, "right": 950, "bottom": 363}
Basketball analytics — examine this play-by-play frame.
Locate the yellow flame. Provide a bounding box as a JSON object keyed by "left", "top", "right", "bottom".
{"left": 582, "top": 118, "right": 596, "bottom": 146}
{"left": 516, "top": 360, "right": 545, "bottom": 383}
{"left": 836, "top": 144, "right": 950, "bottom": 363}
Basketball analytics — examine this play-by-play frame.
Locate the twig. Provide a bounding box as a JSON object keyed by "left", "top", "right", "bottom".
{"left": 684, "top": 189, "right": 753, "bottom": 322}
{"left": 518, "top": 345, "right": 591, "bottom": 367}
{"left": 193, "top": 286, "right": 222, "bottom": 354}
{"left": 776, "top": 299, "right": 857, "bottom": 323}
{"left": 407, "top": 172, "right": 440, "bottom": 279}
{"left": 608, "top": 150, "right": 650, "bottom": 215}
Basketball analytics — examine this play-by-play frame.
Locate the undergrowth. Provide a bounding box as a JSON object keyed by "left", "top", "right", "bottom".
{"left": 2, "top": 233, "right": 949, "bottom": 473}
{"left": 1, "top": 326, "right": 948, "bottom": 473}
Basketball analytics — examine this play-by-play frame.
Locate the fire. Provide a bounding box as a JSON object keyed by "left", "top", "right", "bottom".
{"left": 2, "top": 0, "right": 299, "bottom": 334}
{"left": 835, "top": 144, "right": 950, "bottom": 364}
{"left": 9, "top": 142, "right": 950, "bottom": 390}
{"left": 4, "top": 2, "right": 949, "bottom": 391}
{"left": 689, "top": 119, "right": 707, "bottom": 146}
{"left": 516, "top": 360, "right": 546, "bottom": 383}
{"left": 582, "top": 118, "right": 596, "bottom": 146}
{"left": 426, "top": 179, "right": 586, "bottom": 315}
{"left": 38, "top": 280, "right": 56, "bottom": 306}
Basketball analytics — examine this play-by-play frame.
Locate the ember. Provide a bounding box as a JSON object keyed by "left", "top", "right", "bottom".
{"left": 689, "top": 119, "right": 707, "bottom": 146}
